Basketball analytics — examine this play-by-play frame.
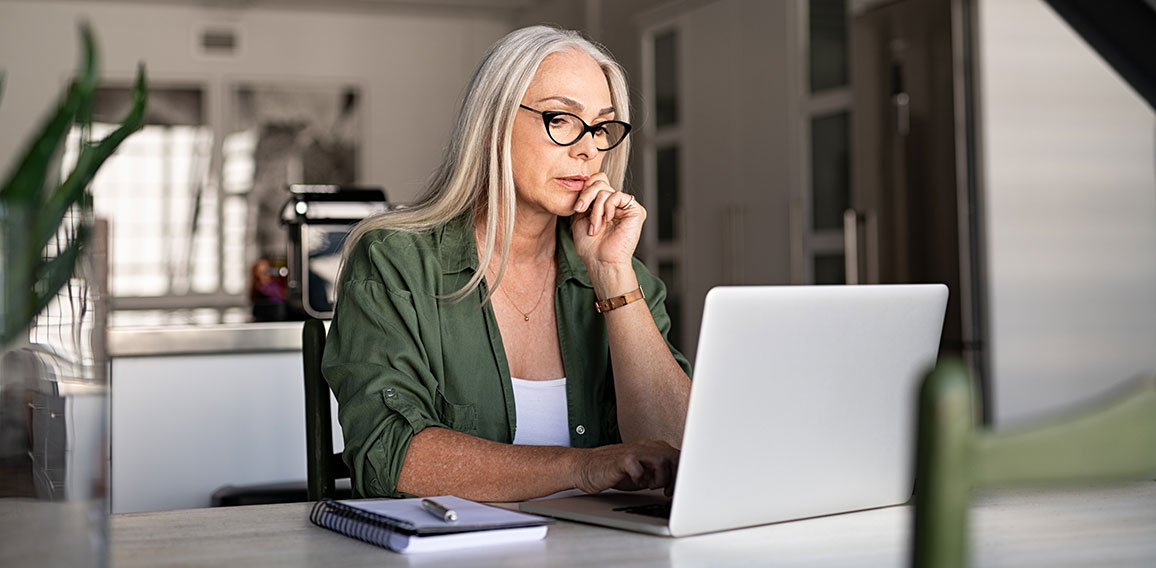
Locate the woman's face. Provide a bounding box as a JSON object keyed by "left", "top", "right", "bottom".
{"left": 511, "top": 49, "right": 615, "bottom": 219}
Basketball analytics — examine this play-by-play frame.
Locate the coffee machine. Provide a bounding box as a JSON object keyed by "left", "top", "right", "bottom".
{"left": 281, "top": 184, "right": 388, "bottom": 319}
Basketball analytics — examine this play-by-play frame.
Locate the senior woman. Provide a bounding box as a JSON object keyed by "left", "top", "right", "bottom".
{"left": 324, "top": 26, "right": 692, "bottom": 501}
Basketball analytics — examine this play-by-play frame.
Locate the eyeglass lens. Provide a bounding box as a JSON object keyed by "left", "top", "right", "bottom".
{"left": 546, "top": 113, "right": 628, "bottom": 150}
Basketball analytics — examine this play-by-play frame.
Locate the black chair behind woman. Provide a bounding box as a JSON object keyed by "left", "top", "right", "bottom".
{"left": 303, "top": 318, "right": 351, "bottom": 501}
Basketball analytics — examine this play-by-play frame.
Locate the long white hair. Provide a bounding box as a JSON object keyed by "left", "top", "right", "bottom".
{"left": 341, "top": 26, "right": 631, "bottom": 302}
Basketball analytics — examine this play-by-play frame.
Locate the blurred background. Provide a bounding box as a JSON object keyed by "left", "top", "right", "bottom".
{"left": 0, "top": 0, "right": 1153, "bottom": 515}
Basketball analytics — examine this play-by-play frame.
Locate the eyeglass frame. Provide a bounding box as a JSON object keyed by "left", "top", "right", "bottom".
{"left": 518, "top": 104, "right": 633, "bottom": 151}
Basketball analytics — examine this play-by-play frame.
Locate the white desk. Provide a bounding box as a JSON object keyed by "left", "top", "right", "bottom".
{"left": 109, "top": 482, "right": 1156, "bottom": 567}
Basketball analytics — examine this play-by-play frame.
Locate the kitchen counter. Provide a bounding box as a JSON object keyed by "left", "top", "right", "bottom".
{"left": 108, "top": 321, "right": 317, "bottom": 357}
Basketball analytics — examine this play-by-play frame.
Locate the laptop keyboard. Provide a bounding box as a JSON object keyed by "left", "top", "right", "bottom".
{"left": 613, "top": 501, "right": 672, "bottom": 519}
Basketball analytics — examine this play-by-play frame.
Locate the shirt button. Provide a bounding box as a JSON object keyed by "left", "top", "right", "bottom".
{"left": 385, "top": 388, "right": 396, "bottom": 398}
{"left": 575, "top": 425, "right": 586, "bottom": 435}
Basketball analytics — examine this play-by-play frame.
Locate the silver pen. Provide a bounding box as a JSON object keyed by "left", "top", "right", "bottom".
{"left": 421, "top": 498, "right": 458, "bottom": 522}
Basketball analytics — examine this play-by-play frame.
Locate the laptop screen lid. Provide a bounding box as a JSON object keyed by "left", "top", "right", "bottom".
{"left": 668, "top": 284, "right": 948, "bottom": 537}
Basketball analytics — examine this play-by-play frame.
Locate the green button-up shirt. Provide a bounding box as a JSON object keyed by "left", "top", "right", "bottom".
{"left": 323, "top": 214, "right": 691, "bottom": 498}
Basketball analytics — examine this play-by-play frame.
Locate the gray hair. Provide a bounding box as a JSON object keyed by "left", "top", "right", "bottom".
{"left": 341, "top": 25, "right": 631, "bottom": 302}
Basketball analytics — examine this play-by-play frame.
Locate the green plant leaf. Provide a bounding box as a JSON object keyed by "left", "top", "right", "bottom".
{"left": 37, "top": 64, "right": 148, "bottom": 251}
{"left": 0, "top": 22, "right": 128, "bottom": 349}
{"left": 29, "top": 227, "right": 91, "bottom": 339}
{"left": 74, "top": 23, "right": 97, "bottom": 151}
{"left": 0, "top": 223, "right": 89, "bottom": 346}
{"left": 0, "top": 202, "right": 34, "bottom": 344}
{"left": 0, "top": 83, "right": 83, "bottom": 204}
{"left": 76, "top": 22, "right": 98, "bottom": 94}
{"left": 0, "top": 23, "right": 97, "bottom": 205}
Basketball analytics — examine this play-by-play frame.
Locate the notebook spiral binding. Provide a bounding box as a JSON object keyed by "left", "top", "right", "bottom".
{"left": 309, "top": 498, "right": 418, "bottom": 549}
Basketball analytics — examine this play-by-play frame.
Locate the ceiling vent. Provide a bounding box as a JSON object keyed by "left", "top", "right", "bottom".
{"left": 197, "top": 25, "right": 240, "bottom": 58}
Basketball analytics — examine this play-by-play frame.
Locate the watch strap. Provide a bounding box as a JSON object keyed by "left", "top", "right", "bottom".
{"left": 594, "top": 286, "right": 645, "bottom": 314}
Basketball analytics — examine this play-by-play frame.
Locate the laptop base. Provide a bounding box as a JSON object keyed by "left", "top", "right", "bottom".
{"left": 519, "top": 492, "right": 673, "bottom": 536}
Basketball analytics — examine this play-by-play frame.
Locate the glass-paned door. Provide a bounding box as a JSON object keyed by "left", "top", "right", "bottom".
{"left": 642, "top": 25, "right": 685, "bottom": 351}
{"left": 800, "top": 0, "right": 852, "bottom": 284}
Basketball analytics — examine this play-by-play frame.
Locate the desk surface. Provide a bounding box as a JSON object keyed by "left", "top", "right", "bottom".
{"left": 111, "top": 483, "right": 1156, "bottom": 567}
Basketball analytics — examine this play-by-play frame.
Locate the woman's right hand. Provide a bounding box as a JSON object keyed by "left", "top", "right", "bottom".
{"left": 571, "top": 440, "right": 679, "bottom": 497}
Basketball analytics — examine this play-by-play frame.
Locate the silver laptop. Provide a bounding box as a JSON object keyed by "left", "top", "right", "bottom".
{"left": 520, "top": 284, "right": 949, "bottom": 537}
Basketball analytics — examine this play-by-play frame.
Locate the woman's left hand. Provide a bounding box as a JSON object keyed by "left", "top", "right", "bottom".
{"left": 571, "top": 173, "right": 645, "bottom": 268}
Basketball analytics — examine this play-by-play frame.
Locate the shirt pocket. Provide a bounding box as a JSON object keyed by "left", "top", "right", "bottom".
{"left": 381, "top": 387, "right": 477, "bottom": 436}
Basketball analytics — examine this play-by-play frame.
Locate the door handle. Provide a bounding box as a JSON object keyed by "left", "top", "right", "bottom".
{"left": 844, "top": 209, "right": 879, "bottom": 285}
{"left": 893, "top": 92, "right": 910, "bottom": 136}
{"left": 844, "top": 210, "right": 860, "bottom": 285}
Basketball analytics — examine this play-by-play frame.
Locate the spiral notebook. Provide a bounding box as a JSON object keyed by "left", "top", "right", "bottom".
{"left": 309, "top": 495, "right": 552, "bottom": 554}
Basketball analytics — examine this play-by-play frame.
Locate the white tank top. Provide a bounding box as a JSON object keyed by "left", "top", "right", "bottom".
{"left": 510, "top": 377, "right": 571, "bottom": 447}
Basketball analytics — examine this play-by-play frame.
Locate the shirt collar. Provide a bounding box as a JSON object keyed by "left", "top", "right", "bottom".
{"left": 555, "top": 216, "right": 592, "bottom": 288}
{"left": 437, "top": 213, "right": 479, "bottom": 275}
{"left": 437, "top": 212, "right": 592, "bottom": 289}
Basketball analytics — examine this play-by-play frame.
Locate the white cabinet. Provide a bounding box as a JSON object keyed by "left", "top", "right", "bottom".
{"left": 109, "top": 325, "right": 341, "bottom": 513}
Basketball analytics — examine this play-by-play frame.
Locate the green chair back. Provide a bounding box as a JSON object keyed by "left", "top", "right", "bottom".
{"left": 912, "top": 360, "right": 1156, "bottom": 567}
{"left": 303, "top": 318, "right": 350, "bottom": 501}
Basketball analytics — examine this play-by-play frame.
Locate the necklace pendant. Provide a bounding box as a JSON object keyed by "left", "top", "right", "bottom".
{"left": 523, "top": 315, "right": 530, "bottom": 322}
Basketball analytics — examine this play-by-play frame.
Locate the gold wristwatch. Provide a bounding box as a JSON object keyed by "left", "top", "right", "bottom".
{"left": 594, "top": 286, "right": 645, "bottom": 314}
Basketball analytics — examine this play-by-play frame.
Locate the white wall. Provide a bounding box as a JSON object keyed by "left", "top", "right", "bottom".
{"left": 515, "top": 0, "right": 585, "bottom": 30}
{"left": 978, "top": 0, "right": 1156, "bottom": 424}
{"left": 0, "top": 0, "right": 511, "bottom": 204}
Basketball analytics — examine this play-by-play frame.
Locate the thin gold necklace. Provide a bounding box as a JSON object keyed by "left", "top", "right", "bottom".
{"left": 496, "top": 264, "right": 553, "bottom": 322}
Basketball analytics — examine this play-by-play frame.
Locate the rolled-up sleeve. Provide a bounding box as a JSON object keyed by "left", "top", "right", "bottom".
{"left": 322, "top": 235, "right": 446, "bottom": 498}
